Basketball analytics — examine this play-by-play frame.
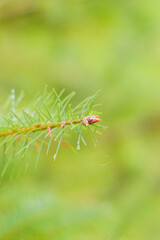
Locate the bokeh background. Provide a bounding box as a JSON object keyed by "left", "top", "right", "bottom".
{"left": 0, "top": 0, "right": 160, "bottom": 239}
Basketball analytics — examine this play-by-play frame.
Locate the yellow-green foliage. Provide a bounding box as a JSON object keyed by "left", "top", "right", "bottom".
{"left": 0, "top": 0, "right": 160, "bottom": 239}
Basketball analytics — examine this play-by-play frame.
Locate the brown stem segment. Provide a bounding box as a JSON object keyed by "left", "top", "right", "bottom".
{"left": 0, "top": 116, "right": 101, "bottom": 138}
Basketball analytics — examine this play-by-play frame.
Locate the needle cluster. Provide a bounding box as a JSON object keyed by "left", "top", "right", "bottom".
{"left": 0, "top": 87, "right": 106, "bottom": 176}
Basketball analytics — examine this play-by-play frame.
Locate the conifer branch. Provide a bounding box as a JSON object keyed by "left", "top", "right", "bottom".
{"left": 0, "top": 117, "right": 99, "bottom": 138}
{"left": 0, "top": 88, "right": 106, "bottom": 175}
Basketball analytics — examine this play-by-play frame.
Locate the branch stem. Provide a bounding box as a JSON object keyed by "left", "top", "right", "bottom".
{"left": 0, "top": 117, "right": 88, "bottom": 138}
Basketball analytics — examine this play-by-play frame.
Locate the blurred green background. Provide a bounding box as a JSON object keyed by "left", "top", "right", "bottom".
{"left": 0, "top": 0, "right": 160, "bottom": 239}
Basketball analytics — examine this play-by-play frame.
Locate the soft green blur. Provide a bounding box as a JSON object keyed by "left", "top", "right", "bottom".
{"left": 0, "top": 0, "right": 160, "bottom": 239}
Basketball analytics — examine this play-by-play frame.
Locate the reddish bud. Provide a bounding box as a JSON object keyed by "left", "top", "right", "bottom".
{"left": 87, "top": 115, "right": 101, "bottom": 124}
{"left": 15, "top": 135, "right": 19, "bottom": 141}
{"left": 60, "top": 121, "right": 66, "bottom": 127}
{"left": 47, "top": 127, "right": 52, "bottom": 137}
{"left": 82, "top": 118, "right": 89, "bottom": 126}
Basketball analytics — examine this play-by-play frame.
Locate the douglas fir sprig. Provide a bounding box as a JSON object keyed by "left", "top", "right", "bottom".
{"left": 0, "top": 88, "right": 106, "bottom": 176}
